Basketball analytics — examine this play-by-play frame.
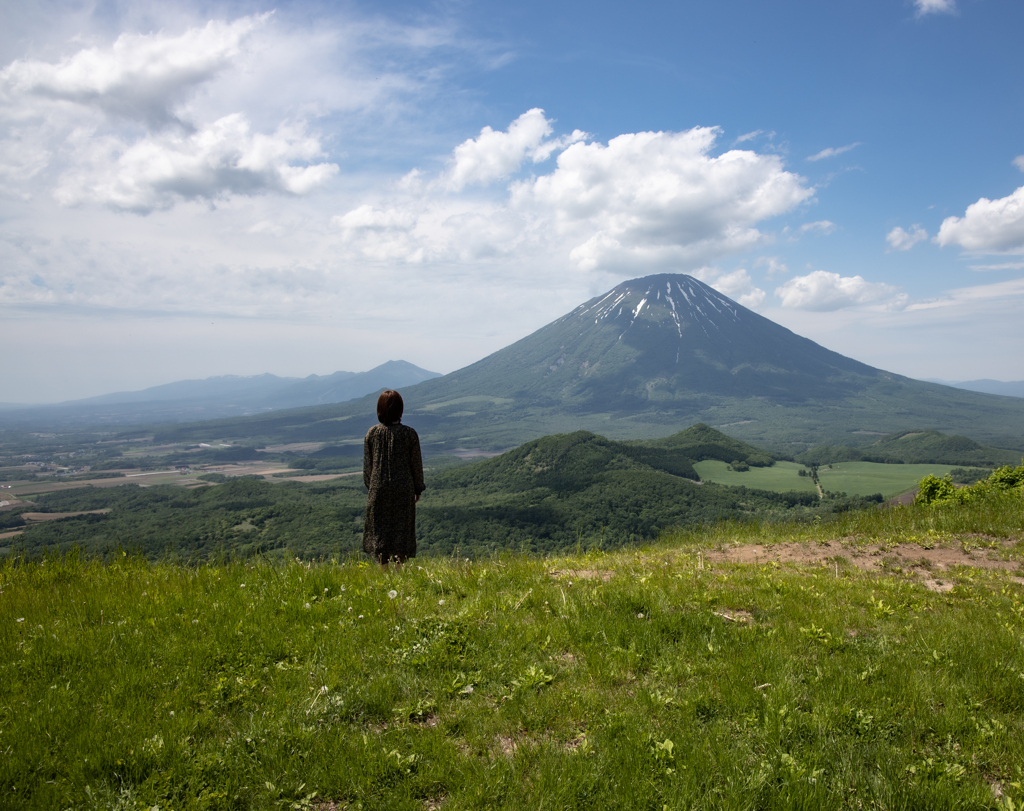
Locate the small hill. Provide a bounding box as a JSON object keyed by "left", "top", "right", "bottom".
{"left": 797, "top": 429, "right": 1022, "bottom": 467}
{"left": 417, "top": 430, "right": 864, "bottom": 555}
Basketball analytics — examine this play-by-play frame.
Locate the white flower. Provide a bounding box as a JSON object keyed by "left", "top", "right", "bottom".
{"left": 304, "top": 602, "right": 311, "bottom": 609}
{"left": 16, "top": 618, "right": 25, "bottom": 623}
{"left": 438, "top": 599, "right": 445, "bottom": 606}
{"left": 637, "top": 613, "right": 644, "bottom": 619}
{"left": 358, "top": 614, "right": 364, "bottom": 619}
{"left": 388, "top": 590, "right": 398, "bottom": 600}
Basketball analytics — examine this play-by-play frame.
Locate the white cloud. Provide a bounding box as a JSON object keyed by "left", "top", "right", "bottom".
{"left": 334, "top": 116, "right": 814, "bottom": 274}
{"left": 799, "top": 220, "right": 836, "bottom": 235}
{"left": 904, "top": 276, "right": 1024, "bottom": 311}
{"left": 54, "top": 115, "right": 338, "bottom": 211}
{"left": 775, "top": 270, "right": 906, "bottom": 311}
{"left": 0, "top": 16, "right": 266, "bottom": 127}
{"left": 914, "top": 0, "right": 956, "bottom": 17}
{"left": 444, "top": 108, "right": 585, "bottom": 191}
{"left": 517, "top": 125, "right": 813, "bottom": 271}
{"left": 935, "top": 186, "right": 1024, "bottom": 254}
{"left": 1014, "top": 155, "right": 1024, "bottom": 172}
{"left": 754, "top": 256, "right": 789, "bottom": 279}
{"left": 968, "top": 261, "right": 1024, "bottom": 271}
{"left": 886, "top": 224, "right": 928, "bottom": 251}
{"left": 807, "top": 142, "right": 861, "bottom": 162}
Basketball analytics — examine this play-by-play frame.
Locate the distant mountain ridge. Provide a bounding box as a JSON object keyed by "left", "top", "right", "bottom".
{"left": 925, "top": 379, "right": 1024, "bottom": 399}
{"left": 0, "top": 360, "right": 440, "bottom": 428}
{"left": 148, "top": 273, "right": 1024, "bottom": 454}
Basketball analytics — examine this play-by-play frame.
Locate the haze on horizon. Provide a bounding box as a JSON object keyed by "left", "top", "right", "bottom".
{"left": 2, "top": 0, "right": 1023, "bottom": 405}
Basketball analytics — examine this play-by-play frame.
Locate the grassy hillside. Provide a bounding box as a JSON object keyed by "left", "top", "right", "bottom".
{"left": 694, "top": 460, "right": 966, "bottom": 498}
{"left": 4, "top": 488, "right": 1024, "bottom": 809}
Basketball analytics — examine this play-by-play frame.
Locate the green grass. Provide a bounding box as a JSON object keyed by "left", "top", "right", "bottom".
{"left": 695, "top": 460, "right": 961, "bottom": 498}
{"left": 3, "top": 491, "right": 1024, "bottom": 810}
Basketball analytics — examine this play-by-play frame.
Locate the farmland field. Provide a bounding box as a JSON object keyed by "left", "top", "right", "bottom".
{"left": 693, "top": 459, "right": 961, "bottom": 497}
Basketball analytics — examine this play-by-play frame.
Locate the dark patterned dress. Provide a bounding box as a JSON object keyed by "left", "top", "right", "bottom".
{"left": 362, "top": 422, "right": 425, "bottom": 562}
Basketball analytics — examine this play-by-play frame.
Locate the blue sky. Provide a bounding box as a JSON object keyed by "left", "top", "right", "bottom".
{"left": 2, "top": 0, "right": 1022, "bottom": 402}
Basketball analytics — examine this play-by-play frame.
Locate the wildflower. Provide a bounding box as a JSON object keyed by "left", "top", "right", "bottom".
{"left": 388, "top": 590, "right": 398, "bottom": 600}
{"left": 348, "top": 607, "right": 352, "bottom": 612}
{"left": 304, "top": 602, "right": 311, "bottom": 609}
{"left": 439, "top": 599, "right": 445, "bottom": 606}
{"left": 358, "top": 614, "right": 364, "bottom": 619}
{"left": 16, "top": 618, "right": 25, "bottom": 623}
{"left": 637, "top": 613, "right": 644, "bottom": 619}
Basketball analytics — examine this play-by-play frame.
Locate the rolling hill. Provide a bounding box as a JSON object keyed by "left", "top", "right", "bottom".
{"left": 147, "top": 273, "right": 1024, "bottom": 455}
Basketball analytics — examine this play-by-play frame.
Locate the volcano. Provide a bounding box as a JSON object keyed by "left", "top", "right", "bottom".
{"left": 434, "top": 273, "right": 877, "bottom": 407}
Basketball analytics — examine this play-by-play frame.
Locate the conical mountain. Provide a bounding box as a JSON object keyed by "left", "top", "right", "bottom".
{"left": 154, "top": 273, "right": 1024, "bottom": 453}
{"left": 429, "top": 273, "right": 876, "bottom": 408}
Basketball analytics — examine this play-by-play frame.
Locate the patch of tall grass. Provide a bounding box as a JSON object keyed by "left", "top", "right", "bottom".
{"left": 2, "top": 494, "right": 1023, "bottom": 809}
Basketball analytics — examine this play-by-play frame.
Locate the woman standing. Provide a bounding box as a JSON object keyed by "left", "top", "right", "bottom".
{"left": 362, "top": 390, "right": 425, "bottom": 565}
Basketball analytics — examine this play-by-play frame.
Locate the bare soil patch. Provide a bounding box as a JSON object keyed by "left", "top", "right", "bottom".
{"left": 23, "top": 510, "right": 110, "bottom": 522}
{"left": 706, "top": 537, "right": 1024, "bottom": 591}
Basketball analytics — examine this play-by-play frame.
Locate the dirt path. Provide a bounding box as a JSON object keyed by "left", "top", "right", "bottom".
{"left": 553, "top": 535, "right": 1024, "bottom": 593}
{"left": 704, "top": 537, "right": 1024, "bottom": 591}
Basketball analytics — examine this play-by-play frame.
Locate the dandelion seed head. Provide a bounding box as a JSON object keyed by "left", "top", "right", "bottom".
{"left": 637, "top": 613, "right": 644, "bottom": 619}
{"left": 304, "top": 602, "right": 311, "bottom": 609}
{"left": 388, "top": 590, "right": 398, "bottom": 600}
{"left": 358, "top": 614, "right": 364, "bottom": 619}
{"left": 439, "top": 599, "right": 445, "bottom": 605}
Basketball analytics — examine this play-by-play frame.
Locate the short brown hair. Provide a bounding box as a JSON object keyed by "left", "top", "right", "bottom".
{"left": 376, "top": 390, "right": 404, "bottom": 425}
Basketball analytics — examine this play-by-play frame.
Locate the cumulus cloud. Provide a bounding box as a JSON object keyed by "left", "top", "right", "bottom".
{"left": 886, "top": 224, "right": 928, "bottom": 251}
{"left": 55, "top": 115, "right": 337, "bottom": 211}
{"left": 444, "top": 108, "right": 585, "bottom": 191}
{"left": 914, "top": 0, "right": 956, "bottom": 16}
{"left": 516, "top": 125, "right": 813, "bottom": 271}
{"left": 935, "top": 186, "right": 1024, "bottom": 254}
{"left": 335, "top": 116, "right": 813, "bottom": 273}
{"left": 1014, "top": 155, "right": 1024, "bottom": 172}
{"left": 775, "top": 270, "right": 906, "bottom": 311}
{"left": 0, "top": 13, "right": 372, "bottom": 212}
{"left": 0, "top": 16, "right": 266, "bottom": 128}
{"left": 807, "top": 142, "right": 861, "bottom": 162}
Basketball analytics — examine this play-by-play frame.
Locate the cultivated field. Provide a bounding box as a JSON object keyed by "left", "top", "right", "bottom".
{"left": 693, "top": 460, "right": 961, "bottom": 498}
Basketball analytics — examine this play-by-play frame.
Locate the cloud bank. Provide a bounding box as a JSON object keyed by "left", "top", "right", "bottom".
{"left": 775, "top": 270, "right": 906, "bottom": 311}
{"left": 336, "top": 115, "right": 815, "bottom": 275}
